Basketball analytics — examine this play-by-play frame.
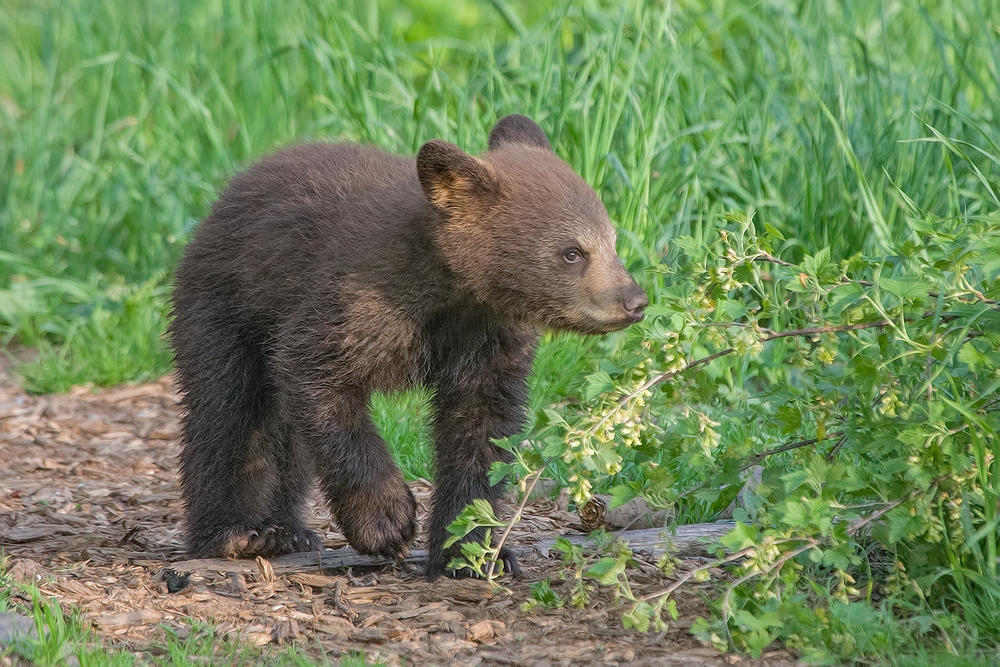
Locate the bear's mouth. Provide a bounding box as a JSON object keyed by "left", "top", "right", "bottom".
{"left": 548, "top": 311, "right": 644, "bottom": 335}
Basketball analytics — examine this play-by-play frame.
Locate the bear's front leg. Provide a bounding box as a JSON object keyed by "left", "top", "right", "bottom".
{"left": 426, "top": 331, "right": 536, "bottom": 581}
{"left": 302, "top": 388, "right": 418, "bottom": 560}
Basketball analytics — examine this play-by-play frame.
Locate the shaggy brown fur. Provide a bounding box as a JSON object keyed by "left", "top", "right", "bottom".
{"left": 170, "top": 115, "right": 648, "bottom": 580}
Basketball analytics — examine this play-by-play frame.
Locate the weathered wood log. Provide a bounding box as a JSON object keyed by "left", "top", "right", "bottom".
{"left": 169, "top": 547, "right": 439, "bottom": 576}
{"left": 168, "top": 523, "right": 736, "bottom": 576}
{"left": 536, "top": 523, "right": 734, "bottom": 559}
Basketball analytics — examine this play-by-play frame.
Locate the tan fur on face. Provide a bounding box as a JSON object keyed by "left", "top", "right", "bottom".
{"left": 432, "top": 146, "right": 640, "bottom": 332}
{"left": 425, "top": 160, "right": 498, "bottom": 216}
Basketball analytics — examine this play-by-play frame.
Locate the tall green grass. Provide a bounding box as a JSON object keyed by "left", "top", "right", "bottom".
{"left": 1, "top": 0, "right": 993, "bottom": 390}
{"left": 3, "top": 0, "right": 996, "bottom": 365}
{"left": 4, "top": 0, "right": 996, "bottom": 466}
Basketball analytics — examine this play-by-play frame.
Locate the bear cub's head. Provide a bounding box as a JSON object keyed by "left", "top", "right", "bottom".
{"left": 417, "top": 115, "right": 648, "bottom": 335}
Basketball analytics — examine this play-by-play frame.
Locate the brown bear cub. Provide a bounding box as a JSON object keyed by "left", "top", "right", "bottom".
{"left": 170, "top": 115, "right": 648, "bottom": 580}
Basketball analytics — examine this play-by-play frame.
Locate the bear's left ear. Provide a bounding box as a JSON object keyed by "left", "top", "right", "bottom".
{"left": 417, "top": 139, "right": 501, "bottom": 213}
{"left": 488, "top": 114, "right": 551, "bottom": 151}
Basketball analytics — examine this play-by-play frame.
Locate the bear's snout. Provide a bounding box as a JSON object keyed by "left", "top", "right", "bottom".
{"left": 622, "top": 286, "right": 649, "bottom": 321}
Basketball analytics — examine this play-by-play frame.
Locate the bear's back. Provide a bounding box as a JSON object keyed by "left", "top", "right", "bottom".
{"left": 212, "top": 142, "right": 426, "bottom": 258}
{"left": 177, "top": 143, "right": 442, "bottom": 320}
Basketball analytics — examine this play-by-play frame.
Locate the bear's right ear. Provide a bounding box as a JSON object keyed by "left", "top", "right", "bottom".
{"left": 488, "top": 114, "right": 551, "bottom": 151}
{"left": 417, "top": 140, "right": 501, "bottom": 213}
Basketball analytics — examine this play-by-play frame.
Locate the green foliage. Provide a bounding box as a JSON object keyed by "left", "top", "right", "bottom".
{"left": 513, "top": 532, "right": 678, "bottom": 629}
{"left": 521, "top": 578, "right": 565, "bottom": 612}
{"left": 443, "top": 498, "right": 513, "bottom": 578}
{"left": 501, "top": 209, "right": 999, "bottom": 659}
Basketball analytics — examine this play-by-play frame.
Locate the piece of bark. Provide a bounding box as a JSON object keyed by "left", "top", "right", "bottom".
{"left": 92, "top": 610, "right": 165, "bottom": 628}
{"left": 287, "top": 572, "right": 341, "bottom": 589}
{"left": 3, "top": 524, "right": 72, "bottom": 543}
{"left": 255, "top": 555, "right": 275, "bottom": 583}
{"left": 226, "top": 571, "right": 248, "bottom": 594}
{"left": 419, "top": 578, "right": 492, "bottom": 603}
{"left": 578, "top": 495, "right": 672, "bottom": 531}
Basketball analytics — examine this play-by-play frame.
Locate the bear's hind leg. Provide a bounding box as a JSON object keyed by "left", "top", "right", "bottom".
{"left": 261, "top": 417, "right": 323, "bottom": 554}
{"left": 175, "top": 313, "right": 308, "bottom": 559}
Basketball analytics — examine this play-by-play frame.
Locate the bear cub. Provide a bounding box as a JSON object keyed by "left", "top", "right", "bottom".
{"left": 170, "top": 115, "right": 648, "bottom": 579}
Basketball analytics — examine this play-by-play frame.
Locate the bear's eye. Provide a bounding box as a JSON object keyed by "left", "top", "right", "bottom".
{"left": 563, "top": 248, "right": 585, "bottom": 264}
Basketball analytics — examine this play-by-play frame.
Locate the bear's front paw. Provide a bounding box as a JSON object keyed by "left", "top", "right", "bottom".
{"left": 335, "top": 482, "right": 417, "bottom": 559}
{"left": 192, "top": 525, "right": 283, "bottom": 559}
{"left": 426, "top": 544, "right": 522, "bottom": 581}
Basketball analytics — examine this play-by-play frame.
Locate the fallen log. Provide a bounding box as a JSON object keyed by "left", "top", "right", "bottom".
{"left": 535, "top": 523, "right": 734, "bottom": 559}
{"left": 170, "top": 547, "right": 441, "bottom": 576}
{"left": 168, "top": 523, "right": 735, "bottom": 576}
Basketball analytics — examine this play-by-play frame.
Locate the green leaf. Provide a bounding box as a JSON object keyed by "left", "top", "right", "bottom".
{"left": 958, "top": 341, "right": 995, "bottom": 371}
{"left": 586, "top": 556, "right": 626, "bottom": 586}
{"left": 542, "top": 408, "right": 568, "bottom": 428}
{"left": 523, "top": 579, "right": 564, "bottom": 610}
{"left": 720, "top": 522, "right": 758, "bottom": 551}
{"left": 764, "top": 223, "right": 785, "bottom": 241}
{"left": 583, "top": 371, "right": 614, "bottom": 402}
{"left": 622, "top": 601, "right": 655, "bottom": 632}
{"left": 879, "top": 276, "right": 930, "bottom": 300}
{"left": 608, "top": 484, "right": 638, "bottom": 508}
{"left": 887, "top": 508, "right": 922, "bottom": 543}
{"left": 774, "top": 405, "right": 802, "bottom": 434}
{"left": 782, "top": 469, "right": 811, "bottom": 493}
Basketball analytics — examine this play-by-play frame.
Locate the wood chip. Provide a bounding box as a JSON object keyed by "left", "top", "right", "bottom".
{"left": 92, "top": 610, "right": 164, "bottom": 628}
{"left": 312, "top": 616, "right": 353, "bottom": 638}
{"left": 240, "top": 624, "right": 273, "bottom": 646}
{"left": 391, "top": 602, "right": 448, "bottom": 620}
{"left": 466, "top": 620, "right": 497, "bottom": 642}
{"left": 3, "top": 524, "right": 70, "bottom": 543}
{"left": 420, "top": 578, "right": 493, "bottom": 603}
{"left": 255, "top": 555, "right": 275, "bottom": 582}
{"left": 287, "top": 572, "right": 341, "bottom": 589}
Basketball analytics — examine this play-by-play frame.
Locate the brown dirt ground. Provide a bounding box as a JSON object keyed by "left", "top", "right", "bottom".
{"left": 0, "top": 359, "right": 796, "bottom": 666}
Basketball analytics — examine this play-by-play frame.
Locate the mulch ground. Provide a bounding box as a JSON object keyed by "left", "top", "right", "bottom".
{"left": 0, "top": 358, "right": 795, "bottom": 666}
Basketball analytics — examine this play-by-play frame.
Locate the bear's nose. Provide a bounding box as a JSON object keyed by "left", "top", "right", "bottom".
{"left": 623, "top": 292, "right": 649, "bottom": 318}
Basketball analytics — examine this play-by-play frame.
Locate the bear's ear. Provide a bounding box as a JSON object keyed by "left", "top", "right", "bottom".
{"left": 417, "top": 139, "right": 501, "bottom": 212}
{"left": 488, "top": 114, "right": 551, "bottom": 151}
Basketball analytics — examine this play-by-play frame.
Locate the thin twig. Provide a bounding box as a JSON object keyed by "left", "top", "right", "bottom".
{"left": 825, "top": 435, "right": 847, "bottom": 463}
{"left": 746, "top": 432, "right": 844, "bottom": 465}
{"left": 639, "top": 546, "right": 757, "bottom": 603}
{"left": 721, "top": 539, "right": 820, "bottom": 650}
{"left": 486, "top": 460, "right": 552, "bottom": 582}
{"left": 755, "top": 252, "right": 796, "bottom": 267}
{"left": 331, "top": 580, "right": 357, "bottom": 623}
{"left": 848, "top": 480, "right": 941, "bottom": 536}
